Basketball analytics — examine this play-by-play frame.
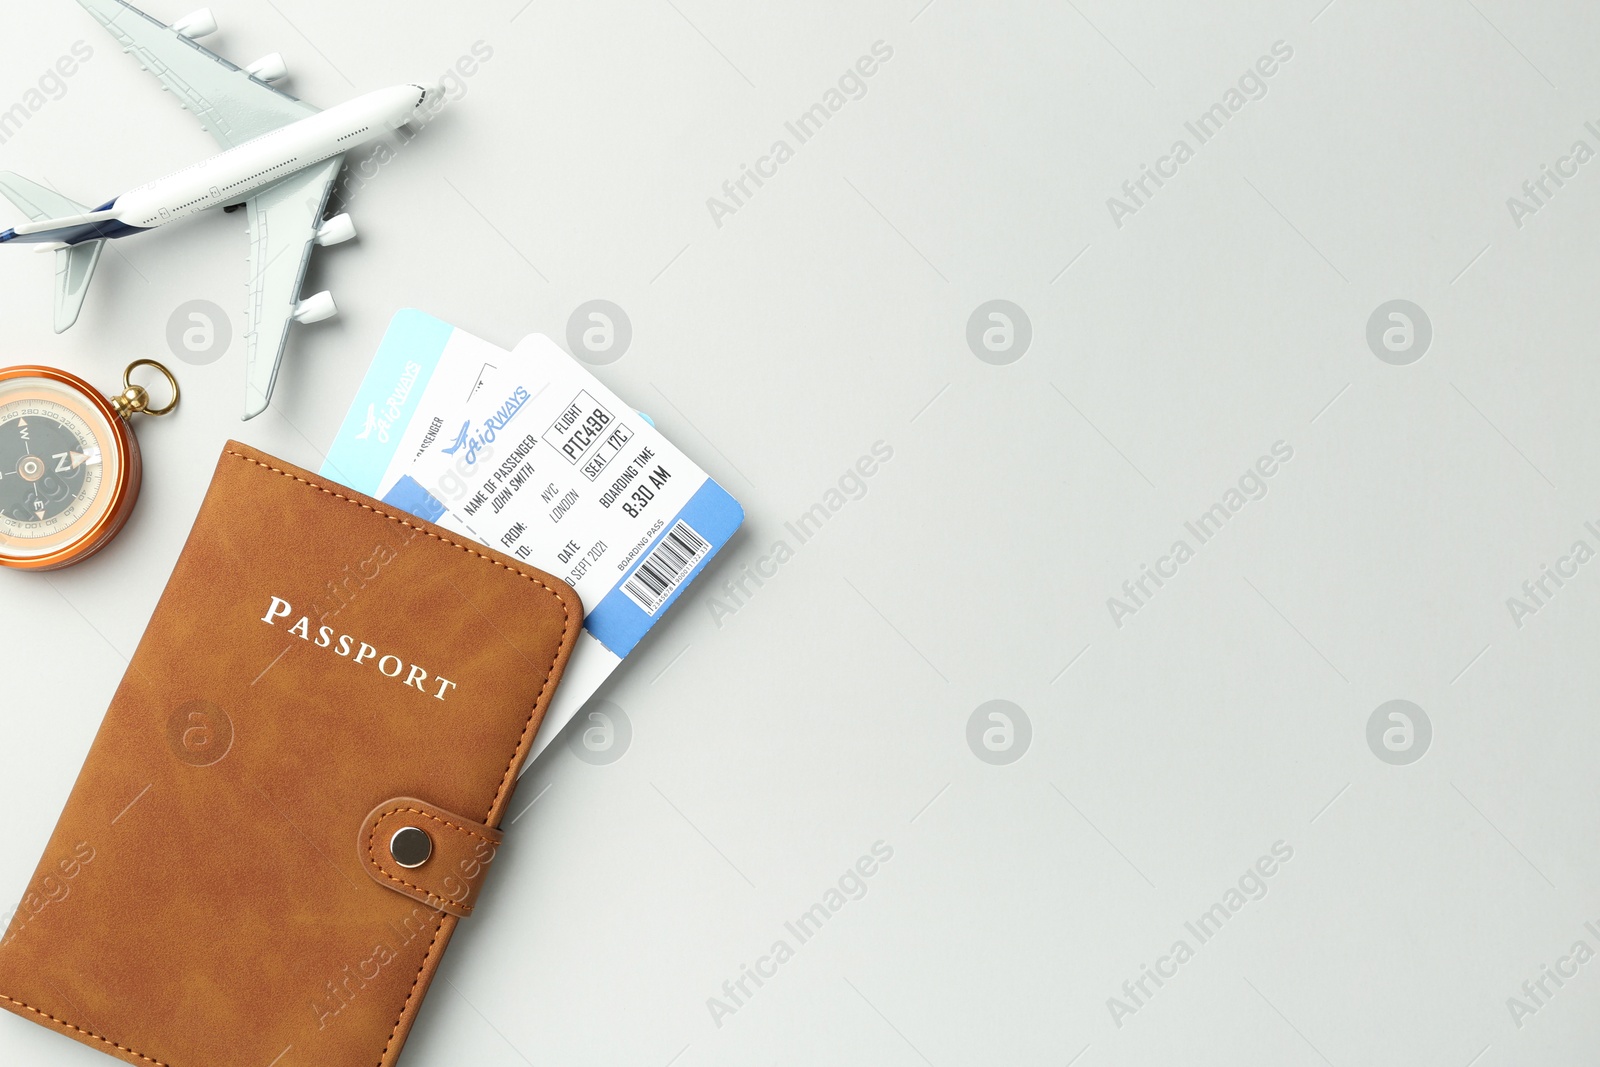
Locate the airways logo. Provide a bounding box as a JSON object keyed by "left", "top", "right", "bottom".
{"left": 437, "top": 386, "right": 532, "bottom": 466}
{"left": 354, "top": 360, "right": 423, "bottom": 445}
{"left": 440, "top": 420, "right": 470, "bottom": 456}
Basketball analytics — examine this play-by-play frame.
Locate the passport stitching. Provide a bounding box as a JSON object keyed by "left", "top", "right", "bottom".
{"left": 0, "top": 994, "right": 170, "bottom": 1066}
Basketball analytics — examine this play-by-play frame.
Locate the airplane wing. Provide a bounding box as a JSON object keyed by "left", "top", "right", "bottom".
{"left": 75, "top": 0, "right": 316, "bottom": 148}
{"left": 242, "top": 158, "right": 342, "bottom": 419}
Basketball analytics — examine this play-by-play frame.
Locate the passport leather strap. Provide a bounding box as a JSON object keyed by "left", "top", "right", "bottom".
{"left": 361, "top": 798, "right": 502, "bottom": 918}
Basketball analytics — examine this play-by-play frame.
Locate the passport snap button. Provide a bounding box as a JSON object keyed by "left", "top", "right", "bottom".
{"left": 390, "top": 826, "right": 433, "bottom": 869}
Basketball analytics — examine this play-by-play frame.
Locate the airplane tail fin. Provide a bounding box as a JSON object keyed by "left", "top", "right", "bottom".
{"left": 0, "top": 171, "right": 88, "bottom": 221}
{"left": 0, "top": 173, "right": 105, "bottom": 332}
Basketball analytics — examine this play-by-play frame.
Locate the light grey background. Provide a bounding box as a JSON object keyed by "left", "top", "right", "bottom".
{"left": 2, "top": 0, "right": 1597, "bottom": 1064}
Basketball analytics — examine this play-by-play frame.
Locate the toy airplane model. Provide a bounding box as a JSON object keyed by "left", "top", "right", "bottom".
{"left": 0, "top": 0, "right": 433, "bottom": 419}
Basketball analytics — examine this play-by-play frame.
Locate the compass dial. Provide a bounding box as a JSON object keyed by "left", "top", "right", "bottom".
{"left": 0, "top": 375, "right": 126, "bottom": 563}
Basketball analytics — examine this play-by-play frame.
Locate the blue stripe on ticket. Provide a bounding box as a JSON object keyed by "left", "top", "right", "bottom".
{"left": 322, "top": 309, "right": 454, "bottom": 492}
{"left": 384, "top": 475, "right": 447, "bottom": 523}
{"left": 585, "top": 478, "right": 745, "bottom": 658}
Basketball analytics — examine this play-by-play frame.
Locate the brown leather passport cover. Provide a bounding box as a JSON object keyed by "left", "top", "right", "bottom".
{"left": 0, "top": 441, "right": 582, "bottom": 1066}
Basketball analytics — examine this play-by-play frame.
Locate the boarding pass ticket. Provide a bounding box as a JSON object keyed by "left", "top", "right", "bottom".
{"left": 324, "top": 310, "right": 744, "bottom": 765}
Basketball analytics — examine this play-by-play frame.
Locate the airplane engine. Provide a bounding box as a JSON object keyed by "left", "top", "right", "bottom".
{"left": 172, "top": 9, "right": 217, "bottom": 38}
{"left": 292, "top": 291, "right": 337, "bottom": 324}
{"left": 314, "top": 213, "right": 356, "bottom": 247}
{"left": 246, "top": 53, "right": 288, "bottom": 82}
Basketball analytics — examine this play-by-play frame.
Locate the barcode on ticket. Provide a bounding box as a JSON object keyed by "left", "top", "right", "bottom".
{"left": 621, "top": 520, "right": 711, "bottom": 615}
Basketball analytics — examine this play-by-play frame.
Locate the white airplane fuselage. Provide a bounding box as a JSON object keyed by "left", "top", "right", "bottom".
{"left": 1, "top": 85, "right": 424, "bottom": 245}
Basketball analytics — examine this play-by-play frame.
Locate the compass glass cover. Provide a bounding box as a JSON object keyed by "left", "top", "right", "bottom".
{"left": 0, "top": 375, "right": 122, "bottom": 561}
